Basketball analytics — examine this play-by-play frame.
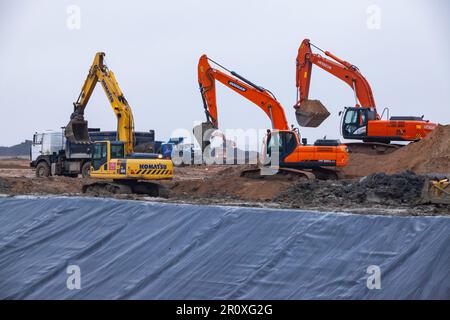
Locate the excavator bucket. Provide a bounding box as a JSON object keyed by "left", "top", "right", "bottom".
{"left": 65, "top": 118, "right": 90, "bottom": 143}
{"left": 421, "top": 177, "right": 450, "bottom": 204}
{"left": 295, "top": 99, "right": 330, "bottom": 127}
{"left": 193, "top": 122, "right": 217, "bottom": 151}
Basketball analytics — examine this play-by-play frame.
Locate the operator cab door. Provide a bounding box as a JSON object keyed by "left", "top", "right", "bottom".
{"left": 342, "top": 107, "right": 374, "bottom": 139}
{"left": 92, "top": 142, "right": 108, "bottom": 172}
{"left": 266, "top": 131, "right": 298, "bottom": 165}
{"left": 31, "top": 133, "right": 43, "bottom": 162}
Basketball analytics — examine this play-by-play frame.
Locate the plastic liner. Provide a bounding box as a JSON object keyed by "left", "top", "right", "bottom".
{"left": 0, "top": 196, "right": 448, "bottom": 300}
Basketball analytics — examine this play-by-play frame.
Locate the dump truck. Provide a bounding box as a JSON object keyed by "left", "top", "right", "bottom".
{"left": 30, "top": 129, "right": 157, "bottom": 178}
{"left": 31, "top": 130, "right": 92, "bottom": 178}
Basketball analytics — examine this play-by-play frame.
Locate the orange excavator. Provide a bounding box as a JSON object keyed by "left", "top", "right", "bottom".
{"left": 196, "top": 54, "right": 349, "bottom": 179}
{"left": 295, "top": 39, "right": 437, "bottom": 145}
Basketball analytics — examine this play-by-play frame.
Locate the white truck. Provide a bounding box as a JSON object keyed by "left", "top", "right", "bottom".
{"left": 30, "top": 130, "right": 92, "bottom": 178}
{"left": 30, "top": 129, "right": 157, "bottom": 177}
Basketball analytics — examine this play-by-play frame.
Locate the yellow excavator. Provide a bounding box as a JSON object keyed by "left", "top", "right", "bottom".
{"left": 65, "top": 52, "right": 173, "bottom": 196}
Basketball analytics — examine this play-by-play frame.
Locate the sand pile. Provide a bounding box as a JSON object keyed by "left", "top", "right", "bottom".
{"left": 384, "top": 124, "right": 450, "bottom": 173}
{"left": 341, "top": 124, "right": 450, "bottom": 177}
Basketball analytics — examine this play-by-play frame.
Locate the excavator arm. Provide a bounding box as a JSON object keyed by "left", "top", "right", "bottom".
{"left": 198, "top": 54, "right": 289, "bottom": 130}
{"left": 66, "top": 52, "right": 135, "bottom": 155}
{"left": 295, "top": 39, "right": 377, "bottom": 114}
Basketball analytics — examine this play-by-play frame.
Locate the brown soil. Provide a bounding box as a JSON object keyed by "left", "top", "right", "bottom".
{"left": 0, "top": 158, "right": 30, "bottom": 169}
{"left": 0, "top": 163, "right": 291, "bottom": 203}
{"left": 1, "top": 125, "right": 450, "bottom": 216}
{"left": 167, "top": 165, "right": 293, "bottom": 202}
{"left": 341, "top": 124, "right": 450, "bottom": 178}
{"left": 0, "top": 176, "right": 86, "bottom": 195}
{"left": 0, "top": 159, "right": 34, "bottom": 178}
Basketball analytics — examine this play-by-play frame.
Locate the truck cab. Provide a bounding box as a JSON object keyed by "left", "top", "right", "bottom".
{"left": 30, "top": 130, "right": 92, "bottom": 178}
{"left": 31, "top": 131, "right": 65, "bottom": 167}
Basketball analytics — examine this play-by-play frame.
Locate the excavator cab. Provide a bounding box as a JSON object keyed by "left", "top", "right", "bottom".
{"left": 341, "top": 107, "right": 377, "bottom": 140}
{"left": 265, "top": 130, "right": 298, "bottom": 165}
{"left": 91, "top": 141, "right": 124, "bottom": 171}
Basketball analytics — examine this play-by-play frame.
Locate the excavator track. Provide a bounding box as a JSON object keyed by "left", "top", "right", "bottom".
{"left": 311, "top": 167, "right": 339, "bottom": 180}
{"left": 346, "top": 142, "right": 403, "bottom": 155}
{"left": 240, "top": 166, "right": 338, "bottom": 180}
{"left": 82, "top": 180, "right": 169, "bottom": 198}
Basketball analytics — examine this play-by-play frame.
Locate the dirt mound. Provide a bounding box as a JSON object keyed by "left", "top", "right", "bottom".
{"left": 383, "top": 124, "right": 450, "bottom": 173}
{"left": 0, "top": 176, "right": 85, "bottom": 195}
{"left": 341, "top": 124, "right": 450, "bottom": 178}
{"left": 169, "top": 165, "right": 293, "bottom": 202}
{"left": 0, "top": 178, "right": 13, "bottom": 194}
{"left": 357, "top": 171, "right": 425, "bottom": 204}
{"left": 275, "top": 171, "right": 426, "bottom": 208}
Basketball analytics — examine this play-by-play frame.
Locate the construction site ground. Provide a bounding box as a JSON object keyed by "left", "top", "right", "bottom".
{"left": 1, "top": 124, "right": 450, "bottom": 216}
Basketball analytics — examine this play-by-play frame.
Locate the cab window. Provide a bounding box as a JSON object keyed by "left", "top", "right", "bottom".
{"left": 343, "top": 109, "right": 368, "bottom": 136}
{"left": 33, "top": 134, "right": 43, "bottom": 145}
{"left": 266, "top": 131, "right": 297, "bottom": 159}
{"left": 110, "top": 144, "right": 124, "bottom": 158}
{"left": 92, "top": 142, "right": 107, "bottom": 170}
{"left": 344, "top": 109, "right": 358, "bottom": 125}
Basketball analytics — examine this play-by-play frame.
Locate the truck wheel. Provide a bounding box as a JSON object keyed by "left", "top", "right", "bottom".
{"left": 36, "top": 162, "right": 50, "bottom": 177}
{"left": 81, "top": 162, "right": 91, "bottom": 178}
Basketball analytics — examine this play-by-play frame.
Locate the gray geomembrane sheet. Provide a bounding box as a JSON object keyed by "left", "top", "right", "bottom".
{"left": 0, "top": 196, "right": 449, "bottom": 299}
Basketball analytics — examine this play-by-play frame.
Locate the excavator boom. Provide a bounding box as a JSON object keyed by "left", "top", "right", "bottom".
{"left": 65, "top": 52, "right": 135, "bottom": 155}
{"left": 198, "top": 55, "right": 289, "bottom": 131}
{"left": 296, "top": 39, "right": 376, "bottom": 111}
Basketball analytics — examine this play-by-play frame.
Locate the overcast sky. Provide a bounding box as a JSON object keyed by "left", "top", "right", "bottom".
{"left": 0, "top": 0, "right": 449, "bottom": 147}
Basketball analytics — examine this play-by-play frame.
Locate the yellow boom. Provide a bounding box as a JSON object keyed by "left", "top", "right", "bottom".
{"left": 65, "top": 52, "right": 135, "bottom": 155}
